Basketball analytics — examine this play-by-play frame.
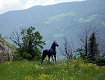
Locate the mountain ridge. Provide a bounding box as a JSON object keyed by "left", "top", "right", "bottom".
{"left": 0, "top": 0, "right": 105, "bottom": 53}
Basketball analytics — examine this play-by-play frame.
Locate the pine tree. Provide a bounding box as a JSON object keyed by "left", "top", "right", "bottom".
{"left": 88, "top": 32, "right": 99, "bottom": 60}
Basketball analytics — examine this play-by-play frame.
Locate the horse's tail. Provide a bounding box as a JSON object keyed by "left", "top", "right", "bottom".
{"left": 41, "top": 50, "right": 46, "bottom": 64}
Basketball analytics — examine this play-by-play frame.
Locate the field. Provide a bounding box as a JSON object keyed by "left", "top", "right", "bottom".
{"left": 0, "top": 59, "right": 105, "bottom": 80}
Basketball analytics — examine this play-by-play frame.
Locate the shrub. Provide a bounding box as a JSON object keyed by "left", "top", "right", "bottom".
{"left": 95, "top": 56, "right": 105, "bottom": 63}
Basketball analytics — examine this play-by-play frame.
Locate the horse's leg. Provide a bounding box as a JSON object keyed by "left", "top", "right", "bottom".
{"left": 48, "top": 55, "right": 50, "bottom": 62}
{"left": 54, "top": 54, "right": 56, "bottom": 62}
{"left": 51, "top": 55, "right": 54, "bottom": 62}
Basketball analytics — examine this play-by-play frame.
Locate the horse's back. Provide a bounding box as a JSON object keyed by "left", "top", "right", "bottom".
{"left": 43, "top": 49, "right": 49, "bottom": 55}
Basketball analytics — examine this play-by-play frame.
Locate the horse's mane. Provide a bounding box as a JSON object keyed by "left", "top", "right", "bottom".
{"left": 50, "top": 42, "right": 56, "bottom": 52}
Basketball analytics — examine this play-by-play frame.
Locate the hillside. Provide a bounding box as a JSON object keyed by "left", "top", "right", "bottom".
{"left": 0, "top": 59, "right": 105, "bottom": 80}
{"left": 0, "top": 0, "right": 105, "bottom": 51}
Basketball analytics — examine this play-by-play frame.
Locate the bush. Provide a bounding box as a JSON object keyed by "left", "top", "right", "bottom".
{"left": 13, "top": 51, "right": 23, "bottom": 60}
{"left": 95, "top": 56, "right": 105, "bottom": 63}
{"left": 34, "top": 48, "right": 42, "bottom": 60}
{"left": 13, "top": 48, "right": 42, "bottom": 61}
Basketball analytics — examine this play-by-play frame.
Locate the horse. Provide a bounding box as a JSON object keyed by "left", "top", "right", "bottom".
{"left": 41, "top": 41, "right": 59, "bottom": 63}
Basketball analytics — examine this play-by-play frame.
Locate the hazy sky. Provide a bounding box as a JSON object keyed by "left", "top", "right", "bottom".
{"left": 0, "top": 0, "right": 85, "bottom": 14}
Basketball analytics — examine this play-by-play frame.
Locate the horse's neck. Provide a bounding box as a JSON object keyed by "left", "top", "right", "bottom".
{"left": 51, "top": 45, "right": 56, "bottom": 52}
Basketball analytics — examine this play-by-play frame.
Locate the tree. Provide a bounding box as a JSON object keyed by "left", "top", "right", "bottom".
{"left": 88, "top": 32, "right": 99, "bottom": 60}
{"left": 79, "top": 26, "right": 100, "bottom": 58}
{"left": 0, "top": 34, "right": 2, "bottom": 38}
{"left": 80, "top": 29, "right": 88, "bottom": 57}
{"left": 76, "top": 48, "right": 85, "bottom": 58}
{"left": 59, "top": 38, "right": 73, "bottom": 60}
{"left": 79, "top": 26, "right": 91, "bottom": 58}
{"left": 10, "top": 27, "right": 45, "bottom": 60}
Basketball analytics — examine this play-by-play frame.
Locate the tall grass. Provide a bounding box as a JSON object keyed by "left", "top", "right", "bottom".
{"left": 0, "top": 59, "right": 105, "bottom": 80}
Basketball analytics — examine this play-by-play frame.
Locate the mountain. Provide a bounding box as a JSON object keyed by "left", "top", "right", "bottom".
{"left": 0, "top": 0, "right": 105, "bottom": 53}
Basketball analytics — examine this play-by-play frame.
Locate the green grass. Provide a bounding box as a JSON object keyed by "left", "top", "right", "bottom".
{"left": 0, "top": 59, "right": 105, "bottom": 80}
{"left": 79, "top": 15, "right": 97, "bottom": 23}
{"left": 49, "top": 12, "right": 76, "bottom": 22}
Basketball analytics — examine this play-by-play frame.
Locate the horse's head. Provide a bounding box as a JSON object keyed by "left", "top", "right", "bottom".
{"left": 53, "top": 41, "right": 59, "bottom": 47}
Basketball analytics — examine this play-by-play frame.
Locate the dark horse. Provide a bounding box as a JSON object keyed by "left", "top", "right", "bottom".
{"left": 41, "top": 41, "right": 59, "bottom": 63}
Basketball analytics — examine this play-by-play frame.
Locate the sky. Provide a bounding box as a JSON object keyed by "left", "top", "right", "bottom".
{"left": 0, "top": 0, "right": 85, "bottom": 14}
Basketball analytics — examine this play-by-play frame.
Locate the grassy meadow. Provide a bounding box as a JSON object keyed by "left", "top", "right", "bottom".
{"left": 0, "top": 59, "right": 105, "bottom": 80}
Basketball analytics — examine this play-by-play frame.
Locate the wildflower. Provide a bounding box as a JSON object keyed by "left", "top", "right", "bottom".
{"left": 38, "top": 74, "right": 56, "bottom": 80}
{"left": 25, "top": 76, "right": 33, "bottom": 80}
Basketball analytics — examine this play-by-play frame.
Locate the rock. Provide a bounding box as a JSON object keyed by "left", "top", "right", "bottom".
{"left": 0, "top": 39, "right": 13, "bottom": 63}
